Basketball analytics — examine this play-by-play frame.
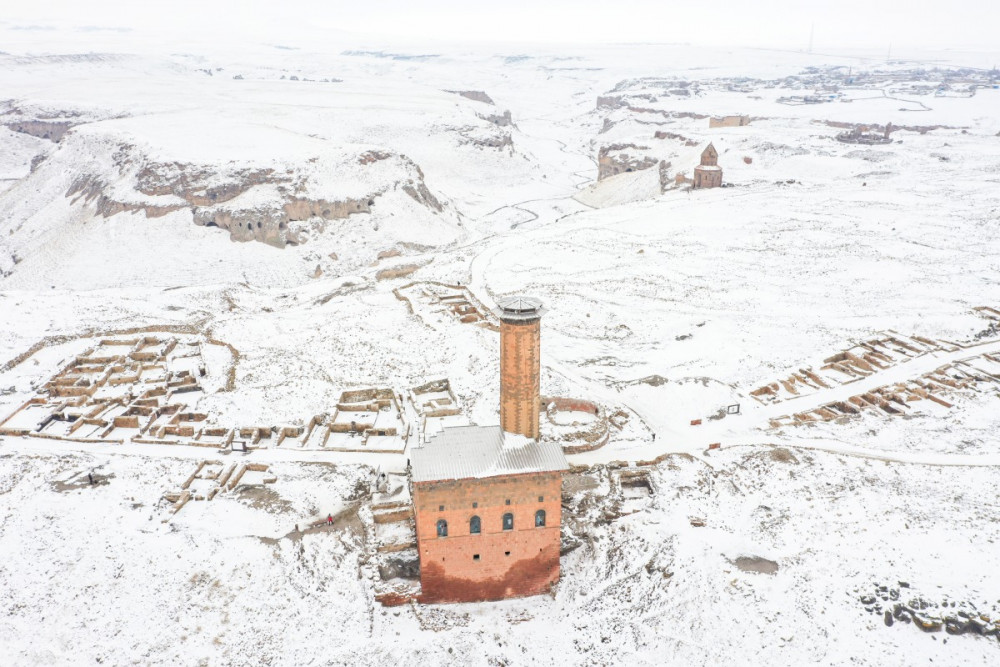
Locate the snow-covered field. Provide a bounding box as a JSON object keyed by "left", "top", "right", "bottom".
{"left": 1, "top": 23, "right": 999, "bottom": 666}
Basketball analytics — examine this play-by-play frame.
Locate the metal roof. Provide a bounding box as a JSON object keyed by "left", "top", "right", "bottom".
{"left": 411, "top": 425, "right": 569, "bottom": 483}
{"left": 495, "top": 295, "right": 546, "bottom": 322}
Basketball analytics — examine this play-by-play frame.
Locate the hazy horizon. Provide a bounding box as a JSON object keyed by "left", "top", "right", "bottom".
{"left": 2, "top": 0, "right": 999, "bottom": 54}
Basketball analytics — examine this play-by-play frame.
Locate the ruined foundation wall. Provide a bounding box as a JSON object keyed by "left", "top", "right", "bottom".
{"left": 709, "top": 115, "right": 750, "bottom": 128}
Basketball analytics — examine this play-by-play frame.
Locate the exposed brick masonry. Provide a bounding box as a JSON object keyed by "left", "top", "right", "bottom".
{"left": 500, "top": 318, "right": 541, "bottom": 439}
{"left": 413, "top": 472, "right": 562, "bottom": 603}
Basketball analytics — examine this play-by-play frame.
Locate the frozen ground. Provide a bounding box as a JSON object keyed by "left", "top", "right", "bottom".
{"left": 1, "top": 23, "right": 999, "bottom": 666}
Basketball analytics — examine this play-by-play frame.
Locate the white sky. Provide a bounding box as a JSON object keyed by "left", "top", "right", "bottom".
{"left": 2, "top": 1, "right": 998, "bottom": 51}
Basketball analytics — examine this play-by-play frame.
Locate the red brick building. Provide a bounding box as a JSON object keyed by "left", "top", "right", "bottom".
{"left": 411, "top": 425, "right": 569, "bottom": 603}
{"left": 411, "top": 294, "right": 569, "bottom": 604}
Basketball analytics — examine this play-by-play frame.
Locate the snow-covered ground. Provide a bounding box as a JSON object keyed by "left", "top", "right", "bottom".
{"left": 1, "top": 23, "right": 999, "bottom": 666}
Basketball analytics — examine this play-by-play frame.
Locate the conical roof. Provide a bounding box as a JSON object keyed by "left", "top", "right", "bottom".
{"left": 495, "top": 295, "right": 545, "bottom": 321}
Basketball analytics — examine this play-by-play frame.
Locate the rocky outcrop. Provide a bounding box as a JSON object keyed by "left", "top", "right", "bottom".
{"left": 658, "top": 160, "right": 672, "bottom": 194}
{"left": 653, "top": 130, "right": 698, "bottom": 146}
{"left": 597, "top": 144, "right": 657, "bottom": 181}
{"left": 4, "top": 120, "right": 77, "bottom": 142}
{"left": 448, "top": 90, "right": 494, "bottom": 105}
{"left": 67, "top": 175, "right": 186, "bottom": 218}
{"left": 376, "top": 262, "right": 426, "bottom": 281}
{"left": 61, "top": 138, "right": 447, "bottom": 249}
{"left": 0, "top": 102, "right": 102, "bottom": 143}
{"left": 135, "top": 164, "right": 286, "bottom": 206}
{"left": 29, "top": 154, "right": 48, "bottom": 173}
{"left": 479, "top": 110, "right": 514, "bottom": 128}
{"left": 596, "top": 96, "right": 626, "bottom": 110}
{"left": 458, "top": 125, "right": 514, "bottom": 153}
{"left": 465, "top": 133, "right": 513, "bottom": 152}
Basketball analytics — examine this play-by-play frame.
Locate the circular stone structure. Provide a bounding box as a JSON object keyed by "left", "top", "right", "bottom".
{"left": 496, "top": 296, "right": 546, "bottom": 439}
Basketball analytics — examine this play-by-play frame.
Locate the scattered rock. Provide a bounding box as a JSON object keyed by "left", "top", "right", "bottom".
{"left": 913, "top": 614, "right": 943, "bottom": 632}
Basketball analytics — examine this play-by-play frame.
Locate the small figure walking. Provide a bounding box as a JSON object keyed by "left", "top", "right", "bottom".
{"left": 326, "top": 514, "right": 333, "bottom": 526}
{"left": 652, "top": 433, "right": 656, "bottom": 442}
{"left": 88, "top": 472, "right": 94, "bottom": 485}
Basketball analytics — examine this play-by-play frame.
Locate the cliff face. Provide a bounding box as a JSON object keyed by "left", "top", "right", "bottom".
{"left": 597, "top": 144, "right": 658, "bottom": 180}
{"left": 3, "top": 120, "right": 77, "bottom": 142}
{"left": 56, "top": 133, "right": 448, "bottom": 248}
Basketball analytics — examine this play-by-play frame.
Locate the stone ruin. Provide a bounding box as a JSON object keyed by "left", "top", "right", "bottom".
{"left": 836, "top": 122, "right": 893, "bottom": 145}
{"left": 394, "top": 281, "right": 499, "bottom": 330}
{"left": 0, "top": 335, "right": 445, "bottom": 457}
{"left": 709, "top": 115, "right": 750, "bottom": 128}
{"left": 164, "top": 459, "right": 276, "bottom": 516}
{"left": 597, "top": 144, "right": 658, "bottom": 181}
{"left": 751, "top": 311, "right": 1000, "bottom": 428}
{"left": 539, "top": 396, "right": 612, "bottom": 454}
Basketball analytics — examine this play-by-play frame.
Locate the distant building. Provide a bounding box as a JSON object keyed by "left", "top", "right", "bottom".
{"left": 693, "top": 143, "right": 723, "bottom": 189}
{"left": 836, "top": 122, "right": 893, "bottom": 145}
{"left": 411, "top": 296, "right": 569, "bottom": 604}
{"left": 709, "top": 115, "right": 750, "bottom": 128}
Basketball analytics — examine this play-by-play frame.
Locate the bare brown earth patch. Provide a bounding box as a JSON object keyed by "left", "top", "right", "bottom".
{"left": 734, "top": 556, "right": 779, "bottom": 575}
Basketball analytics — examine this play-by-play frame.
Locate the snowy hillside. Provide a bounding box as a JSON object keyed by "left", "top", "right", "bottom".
{"left": 1, "top": 22, "right": 999, "bottom": 667}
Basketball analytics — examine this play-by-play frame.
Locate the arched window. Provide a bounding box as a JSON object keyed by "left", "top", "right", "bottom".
{"left": 436, "top": 519, "right": 448, "bottom": 537}
{"left": 470, "top": 515, "right": 481, "bottom": 534}
{"left": 535, "top": 509, "right": 546, "bottom": 527}
{"left": 502, "top": 513, "right": 514, "bottom": 531}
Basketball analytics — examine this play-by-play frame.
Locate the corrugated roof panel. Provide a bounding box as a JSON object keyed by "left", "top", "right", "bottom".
{"left": 411, "top": 425, "right": 568, "bottom": 483}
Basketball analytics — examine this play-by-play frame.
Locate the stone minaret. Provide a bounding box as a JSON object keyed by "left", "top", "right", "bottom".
{"left": 496, "top": 296, "right": 545, "bottom": 439}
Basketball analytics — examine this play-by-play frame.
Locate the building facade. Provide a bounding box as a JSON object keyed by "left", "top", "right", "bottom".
{"left": 412, "top": 441, "right": 565, "bottom": 603}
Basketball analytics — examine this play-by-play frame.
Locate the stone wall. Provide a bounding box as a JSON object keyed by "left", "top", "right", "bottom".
{"left": 693, "top": 165, "right": 723, "bottom": 189}
{"left": 709, "top": 115, "right": 750, "bottom": 128}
